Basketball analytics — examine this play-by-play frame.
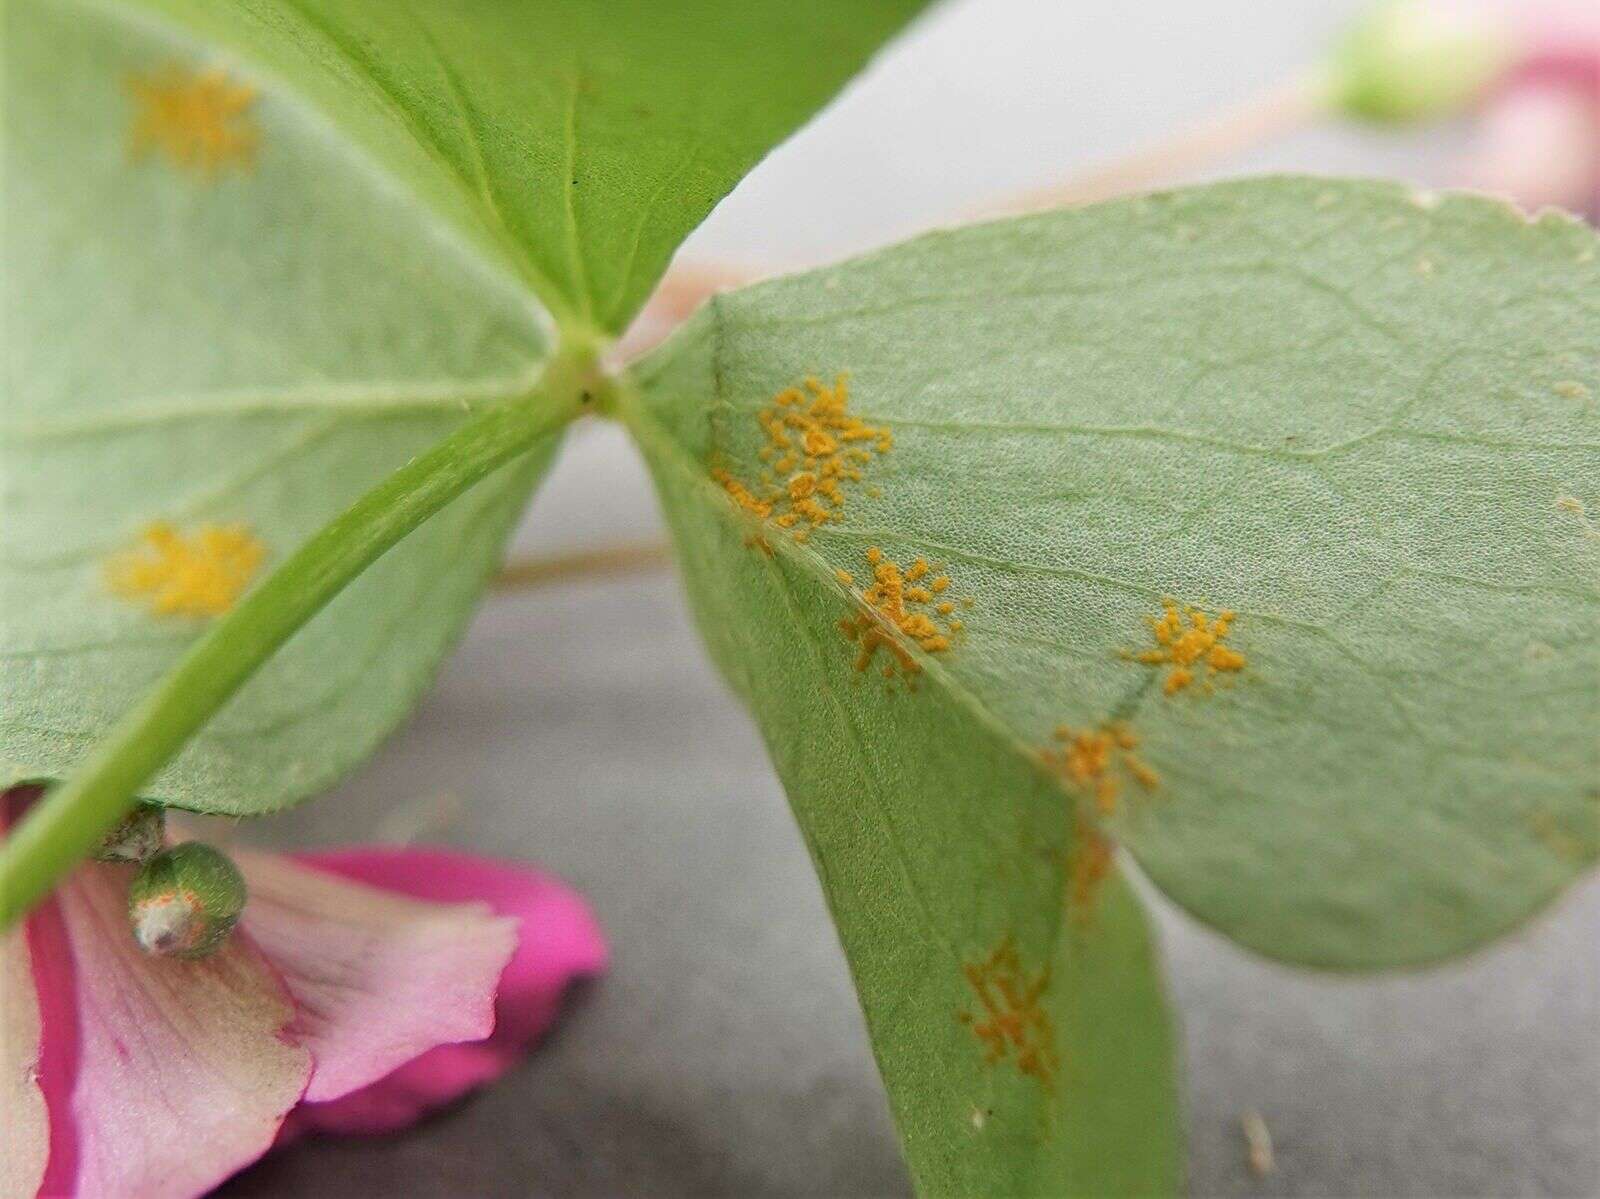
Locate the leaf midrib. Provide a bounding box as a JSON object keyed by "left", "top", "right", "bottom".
{"left": 617, "top": 363, "right": 1093, "bottom": 837}
{"left": 267, "top": 0, "right": 580, "bottom": 326}
{"left": 3, "top": 369, "right": 546, "bottom": 442}
{"left": 623, "top": 358, "right": 1102, "bottom": 1195}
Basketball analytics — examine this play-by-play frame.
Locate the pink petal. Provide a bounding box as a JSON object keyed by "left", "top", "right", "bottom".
{"left": 22, "top": 895, "right": 79, "bottom": 1198}
{"left": 233, "top": 847, "right": 519, "bottom": 1107}
{"left": 279, "top": 847, "right": 606, "bottom": 1137}
{"left": 1, "top": 925, "right": 48, "bottom": 1198}
{"left": 1511, "top": 2, "right": 1600, "bottom": 81}
{"left": 1499, "top": 3, "right": 1600, "bottom": 109}
{"left": 0, "top": 796, "right": 49, "bottom": 1198}
{"left": 45, "top": 860, "right": 311, "bottom": 1199}
{"left": 1469, "top": 80, "right": 1600, "bottom": 216}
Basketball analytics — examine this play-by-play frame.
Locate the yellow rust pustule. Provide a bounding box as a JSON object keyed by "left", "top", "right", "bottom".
{"left": 1126, "top": 600, "right": 1247, "bottom": 696}
{"left": 1066, "top": 815, "right": 1115, "bottom": 922}
{"left": 957, "top": 935, "right": 1058, "bottom": 1090}
{"left": 713, "top": 374, "right": 891, "bottom": 539}
{"left": 836, "top": 548, "right": 964, "bottom": 685}
{"left": 1043, "top": 722, "right": 1159, "bottom": 816}
{"left": 106, "top": 521, "right": 266, "bottom": 618}
{"left": 1044, "top": 720, "right": 1158, "bottom": 919}
{"left": 126, "top": 63, "right": 260, "bottom": 177}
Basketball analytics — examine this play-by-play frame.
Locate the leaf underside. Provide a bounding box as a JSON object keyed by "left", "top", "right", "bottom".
{"left": 116, "top": 0, "right": 931, "bottom": 332}
{"left": 633, "top": 175, "right": 1598, "bottom": 972}
{"left": 3, "top": 0, "right": 926, "bottom": 814}
{"left": 629, "top": 174, "right": 1598, "bottom": 1192}
{"left": 1, "top": 0, "right": 561, "bottom": 813}
{"left": 632, "top": 392, "right": 1183, "bottom": 1193}
{"left": 11, "top": 0, "right": 1597, "bottom": 1189}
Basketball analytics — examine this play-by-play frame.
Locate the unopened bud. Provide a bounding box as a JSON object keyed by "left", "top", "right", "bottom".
{"left": 1330, "top": 1, "right": 1512, "bottom": 124}
{"left": 93, "top": 805, "right": 166, "bottom": 863}
{"left": 128, "top": 843, "right": 246, "bottom": 959}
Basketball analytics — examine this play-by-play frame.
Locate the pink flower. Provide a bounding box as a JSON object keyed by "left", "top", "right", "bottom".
{"left": 2, "top": 795, "right": 606, "bottom": 1198}
{"left": 1467, "top": 2, "right": 1600, "bottom": 219}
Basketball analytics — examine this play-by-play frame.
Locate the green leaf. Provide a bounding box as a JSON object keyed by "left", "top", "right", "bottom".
{"left": 4, "top": 0, "right": 926, "bottom": 814}
{"left": 1, "top": 0, "right": 563, "bottom": 814}
{"left": 634, "top": 379, "right": 1182, "bottom": 1193}
{"left": 115, "top": 0, "right": 930, "bottom": 333}
{"left": 628, "top": 352, "right": 1183, "bottom": 1196}
{"left": 1, "top": 387, "right": 584, "bottom": 926}
{"left": 627, "top": 176, "right": 1600, "bottom": 994}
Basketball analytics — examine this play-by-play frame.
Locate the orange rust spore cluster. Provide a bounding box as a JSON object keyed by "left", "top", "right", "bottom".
{"left": 1066, "top": 818, "right": 1115, "bottom": 920}
{"left": 837, "top": 548, "right": 963, "bottom": 682}
{"left": 957, "top": 935, "right": 1057, "bottom": 1090}
{"left": 1044, "top": 721, "right": 1159, "bottom": 816}
{"left": 127, "top": 63, "right": 260, "bottom": 177}
{"left": 106, "top": 521, "right": 265, "bottom": 618}
{"left": 1129, "top": 600, "right": 1247, "bottom": 696}
{"left": 713, "top": 374, "right": 890, "bottom": 543}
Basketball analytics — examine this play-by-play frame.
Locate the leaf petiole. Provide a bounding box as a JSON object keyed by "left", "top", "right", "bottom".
{"left": 492, "top": 539, "right": 672, "bottom": 592}
{"left": 0, "top": 351, "right": 598, "bottom": 929}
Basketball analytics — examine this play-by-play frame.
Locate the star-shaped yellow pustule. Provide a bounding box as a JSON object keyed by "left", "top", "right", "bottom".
{"left": 1128, "top": 600, "right": 1247, "bottom": 696}
{"left": 106, "top": 521, "right": 266, "bottom": 618}
{"left": 126, "top": 64, "right": 260, "bottom": 177}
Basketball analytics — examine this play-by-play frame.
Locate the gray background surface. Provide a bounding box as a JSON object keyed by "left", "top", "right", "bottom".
{"left": 221, "top": 2, "right": 1599, "bottom": 1195}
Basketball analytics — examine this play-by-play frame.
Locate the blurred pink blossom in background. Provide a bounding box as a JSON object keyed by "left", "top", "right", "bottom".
{"left": 1468, "top": 2, "right": 1600, "bottom": 218}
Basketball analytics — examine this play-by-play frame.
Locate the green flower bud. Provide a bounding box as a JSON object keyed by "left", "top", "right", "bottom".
{"left": 128, "top": 843, "right": 247, "bottom": 959}
{"left": 93, "top": 805, "right": 166, "bottom": 863}
{"left": 1330, "top": 1, "right": 1511, "bottom": 125}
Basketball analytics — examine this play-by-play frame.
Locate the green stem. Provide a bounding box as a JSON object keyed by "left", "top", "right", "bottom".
{"left": 0, "top": 379, "right": 588, "bottom": 928}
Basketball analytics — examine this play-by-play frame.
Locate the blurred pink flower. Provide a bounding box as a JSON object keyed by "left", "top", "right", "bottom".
{"left": 2, "top": 796, "right": 606, "bottom": 1198}
{"left": 1468, "top": 2, "right": 1600, "bottom": 219}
